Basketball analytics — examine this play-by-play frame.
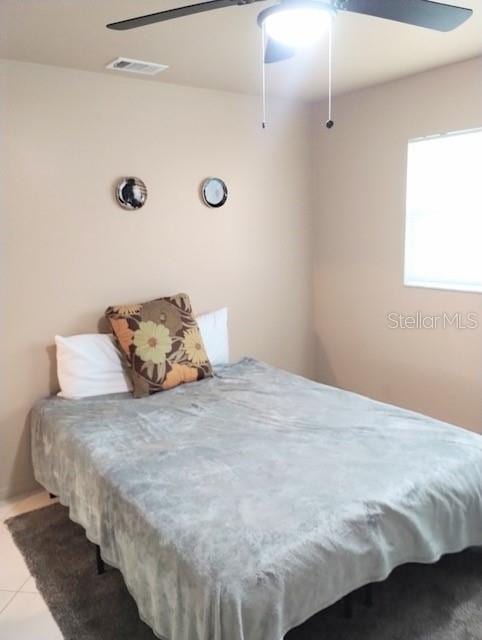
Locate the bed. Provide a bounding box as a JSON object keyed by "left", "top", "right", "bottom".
{"left": 31, "top": 358, "right": 482, "bottom": 640}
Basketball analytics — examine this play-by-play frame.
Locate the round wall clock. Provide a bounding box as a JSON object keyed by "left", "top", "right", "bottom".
{"left": 201, "top": 177, "right": 228, "bottom": 208}
{"left": 116, "top": 177, "right": 147, "bottom": 210}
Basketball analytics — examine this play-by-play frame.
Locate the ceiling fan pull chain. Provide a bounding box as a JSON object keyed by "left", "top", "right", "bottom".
{"left": 326, "top": 16, "right": 334, "bottom": 129}
{"left": 261, "top": 22, "right": 267, "bottom": 129}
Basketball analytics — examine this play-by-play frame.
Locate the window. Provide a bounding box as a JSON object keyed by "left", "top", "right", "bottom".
{"left": 405, "top": 128, "right": 482, "bottom": 293}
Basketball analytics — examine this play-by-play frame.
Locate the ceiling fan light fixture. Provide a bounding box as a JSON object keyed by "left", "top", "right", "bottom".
{"left": 259, "top": 3, "right": 333, "bottom": 48}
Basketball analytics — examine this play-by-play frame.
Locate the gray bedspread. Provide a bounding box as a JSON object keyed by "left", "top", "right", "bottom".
{"left": 31, "top": 358, "right": 482, "bottom": 640}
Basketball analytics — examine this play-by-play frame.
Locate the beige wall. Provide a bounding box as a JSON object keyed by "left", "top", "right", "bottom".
{"left": 312, "top": 56, "right": 482, "bottom": 432}
{"left": 0, "top": 61, "right": 313, "bottom": 499}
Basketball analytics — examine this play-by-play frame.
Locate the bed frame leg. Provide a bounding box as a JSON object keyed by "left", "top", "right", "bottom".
{"left": 363, "top": 584, "right": 373, "bottom": 607}
{"left": 95, "top": 545, "right": 105, "bottom": 575}
{"left": 343, "top": 593, "right": 353, "bottom": 619}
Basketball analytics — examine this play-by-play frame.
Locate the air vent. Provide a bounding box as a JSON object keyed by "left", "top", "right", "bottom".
{"left": 106, "top": 57, "right": 169, "bottom": 76}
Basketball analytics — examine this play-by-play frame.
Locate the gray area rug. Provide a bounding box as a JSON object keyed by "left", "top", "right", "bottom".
{"left": 6, "top": 504, "right": 482, "bottom": 640}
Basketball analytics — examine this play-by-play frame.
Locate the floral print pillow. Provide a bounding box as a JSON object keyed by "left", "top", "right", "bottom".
{"left": 105, "top": 293, "right": 213, "bottom": 397}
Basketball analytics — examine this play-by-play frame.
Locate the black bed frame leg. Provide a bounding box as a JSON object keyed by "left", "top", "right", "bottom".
{"left": 343, "top": 592, "right": 353, "bottom": 619}
{"left": 95, "top": 544, "right": 105, "bottom": 575}
{"left": 363, "top": 583, "right": 373, "bottom": 608}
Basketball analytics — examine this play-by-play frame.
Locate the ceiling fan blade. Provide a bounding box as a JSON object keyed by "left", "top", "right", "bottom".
{"left": 338, "top": 0, "right": 472, "bottom": 31}
{"left": 264, "top": 38, "right": 296, "bottom": 64}
{"left": 107, "top": 0, "right": 246, "bottom": 30}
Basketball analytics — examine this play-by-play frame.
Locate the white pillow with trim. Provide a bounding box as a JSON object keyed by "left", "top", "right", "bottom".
{"left": 197, "top": 307, "right": 229, "bottom": 366}
{"left": 56, "top": 333, "right": 132, "bottom": 399}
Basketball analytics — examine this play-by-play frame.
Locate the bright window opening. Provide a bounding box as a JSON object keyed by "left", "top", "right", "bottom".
{"left": 405, "top": 128, "right": 482, "bottom": 293}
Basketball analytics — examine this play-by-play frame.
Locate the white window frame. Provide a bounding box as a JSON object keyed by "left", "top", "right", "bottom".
{"left": 404, "top": 127, "right": 482, "bottom": 295}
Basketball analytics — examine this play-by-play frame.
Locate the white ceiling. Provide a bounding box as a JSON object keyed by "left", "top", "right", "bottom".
{"left": 1, "top": 0, "right": 480, "bottom": 101}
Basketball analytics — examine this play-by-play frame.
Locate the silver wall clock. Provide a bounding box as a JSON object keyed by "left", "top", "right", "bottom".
{"left": 116, "top": 177, "right": 147, "bottom": 210}
{"left": 201, "top": 177, "right": 228, "bottom": 208}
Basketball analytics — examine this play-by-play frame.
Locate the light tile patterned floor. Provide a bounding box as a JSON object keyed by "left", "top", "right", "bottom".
{"left": 0, "top": 490, "right": 63, "bottom": 639}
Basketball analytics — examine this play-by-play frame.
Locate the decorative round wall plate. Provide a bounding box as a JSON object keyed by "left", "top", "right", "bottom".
{"left": 201, "top": 177, "right": 228, "bottom": 208}
{"left": 116, "top": 177, "right": 147, "bottom": 210}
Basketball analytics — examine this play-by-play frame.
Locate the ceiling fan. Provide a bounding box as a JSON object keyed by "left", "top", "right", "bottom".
{"left": 107, "top": 0, "right": 473, "bottom": 65}
{"left": 106, "top": 0, "right": 472, "bottom": 129}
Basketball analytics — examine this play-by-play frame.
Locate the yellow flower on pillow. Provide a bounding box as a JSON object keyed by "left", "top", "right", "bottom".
{"left": 184, "top": 328, "right": 207, "bottom": 365}
{"left": 134, "top": 321, "right": 172, "bottom": 364}
{"left": 113, "top": 304, "right": 142, "bottom": 316}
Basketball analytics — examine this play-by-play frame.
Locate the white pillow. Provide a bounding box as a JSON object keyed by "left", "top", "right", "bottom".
{"left": 55, "top": 334, "right": 132, "bottom": 399}
{"left": 197, "top": 307, "right": 229, "bottom": 366}
{"left": 55, "top": 308, "right": 229, "bottom": 399}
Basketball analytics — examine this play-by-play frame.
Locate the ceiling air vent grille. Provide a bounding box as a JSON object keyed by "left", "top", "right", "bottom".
{"left": 106, "top": 57, "right": 169, "bottom": 76}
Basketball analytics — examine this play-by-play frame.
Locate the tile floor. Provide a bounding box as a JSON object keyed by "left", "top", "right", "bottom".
{"left": 0, "top": 490, "right": 63, "bottom": 639}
